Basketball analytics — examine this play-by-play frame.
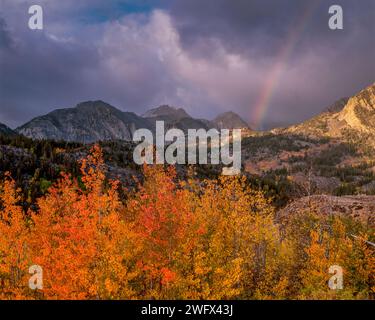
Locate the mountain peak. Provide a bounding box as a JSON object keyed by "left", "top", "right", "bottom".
{"left": 324, "top": 97, "right": 349, "bottom": 113}
{"left": 75, "top": 100, "right": 117, "bottom": 112}
{"left": 142, "top": 105, "right": 191, "bottom": 120}
{"left": 212, "top": 111, "right": 250, "bottom": 129}
{"left": 337, "top": 83, "right": 375, "bottom": 133}
{"left": 16, "top": 101, "right": 152, "bottom": 143}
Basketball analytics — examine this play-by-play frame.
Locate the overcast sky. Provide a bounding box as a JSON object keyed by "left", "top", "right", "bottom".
{"left": 0, "top": 0, "right": 374, "bottom": 129}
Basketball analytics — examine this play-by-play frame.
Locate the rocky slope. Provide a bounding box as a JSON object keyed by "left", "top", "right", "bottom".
{"left": 277, "top": 194, "right": 375, "bottom": 228}
{"left": 17, "top": 101, "right": 153, "bottom": 143}
{"left": 241, "top": 83, "right": 375, "bottom": 198}
{"left": 282, "top": 83, "right": 375, "bottom": 141}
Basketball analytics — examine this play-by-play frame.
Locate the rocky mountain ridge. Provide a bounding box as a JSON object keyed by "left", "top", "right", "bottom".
{"left": 17, "top": 101, "right": 153, "bottom": 143}
{"left": 5, "top": 82, "right": 375, "bottom": 145}
{"left": 281, "top": 83, "right": 375, "bottom": 142}
{"left": 16, "top": 102, "right": 251, "bottom": 143}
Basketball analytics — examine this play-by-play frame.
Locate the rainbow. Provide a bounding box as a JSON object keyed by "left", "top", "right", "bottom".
{"left": 252, "top": 0, "right": 322, "bottom": 129}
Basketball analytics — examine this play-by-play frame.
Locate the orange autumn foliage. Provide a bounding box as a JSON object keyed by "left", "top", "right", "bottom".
{"left": 0, "top": 174, "right": 30, "bottom": 299}
{"left": 0, "top": 145, "right": 373, "bottom": 300}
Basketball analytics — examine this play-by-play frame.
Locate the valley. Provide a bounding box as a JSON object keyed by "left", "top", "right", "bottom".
{"left": 1, "top": 83, "right": 374, "bottom": 216}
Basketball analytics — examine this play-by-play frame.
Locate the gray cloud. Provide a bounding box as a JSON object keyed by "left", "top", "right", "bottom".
{"left": 0, "top": 17, "right": 13, "bottom": 49}
{"left": 169, "top": 0, "right": 373, "bottom": 57}
{"left": 0, "top": 0, "right": 374, "bottom": 129}
{"left": 168, "top": 0, "right": 375, "bottom": 126}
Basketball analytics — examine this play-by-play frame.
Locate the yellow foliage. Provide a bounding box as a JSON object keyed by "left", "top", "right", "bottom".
{"left": 0, "top": 146, "right": 373, "bottom": 300}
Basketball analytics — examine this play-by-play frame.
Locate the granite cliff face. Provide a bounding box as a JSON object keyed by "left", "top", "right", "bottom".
{"left": 282, "top": 83, "right": 375, "bottom": 140}
{"left": 17, "top": 101, "right": 153, "bottom": 143}
{"left": 337, "top": 84, "right": 375, "bottom": 133}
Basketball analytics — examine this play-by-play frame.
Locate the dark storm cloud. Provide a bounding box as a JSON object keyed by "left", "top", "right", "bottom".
{"left": 169, "top": 0, "right": 375, "bottom": 127}
{"left": 0, "top": 23, "right": 101, "bottom": 127}
{"left": 169, "top": 0, "right": 374, "bottom": 58}
{"left": 0, "top": 17, "right": 13, "bottom": 49}
{"left": 169, "top": 0, "right": 304, "bottom": 58}
{"left": 0, "top": 0, "right": 374, "bottom": 129}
